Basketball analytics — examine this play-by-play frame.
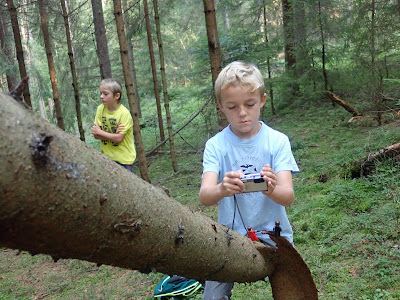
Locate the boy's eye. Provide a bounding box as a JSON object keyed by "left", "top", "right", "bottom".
{"left": 227, "top": 106, "right": 236, "bottom": 110}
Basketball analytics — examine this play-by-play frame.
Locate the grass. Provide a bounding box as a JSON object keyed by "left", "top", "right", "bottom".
{"left": 1, "top": 89, "right": 400, "bottom": 299}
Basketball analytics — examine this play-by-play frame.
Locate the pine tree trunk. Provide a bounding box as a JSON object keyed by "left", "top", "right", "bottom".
{"left": 0, "top": 9, "right": 18, "bottom": 91}
{"left": 143, "top": 0, "right": 165, "bottom": 142}
{"left": 6, "top": 0, "right": 32, "bottom": 107}
{"left": 262, "top": 0, "right": 275, "bottom": 116}
{"left": 202, "top": 0, "right": 228, "bottom": 130}
{"left": 61, "top": 0, "right": 85, "bottom": 141}
{"left": 122, "top": 0, "right": 142, "bottom": 118}
{"left": 318, "top": 1, "right": 329, "bottom": 93}
{"left": 91, "top": 0, "right": 112, "bottom": 79}
{"left": 38, "top": 0, "right": 65, "bottom": 130}
{"left": 113, "top": 0, "right": 150, "bottom": 183}
{"left": 293, "top": 0, "right": 308, "bottom": 77}
{"left": 153, "top": 0, "right": 178, "bottom": 173}
{"left": 0, "top": 93, "right": 318, "bottom": 299}
{"left": 281, "top": 0, "right": 296, "bottom": 70}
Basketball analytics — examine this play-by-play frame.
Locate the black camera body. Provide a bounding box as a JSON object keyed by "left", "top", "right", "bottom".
{"left": 240, "top": 173, "right": 268, "bottom": 193}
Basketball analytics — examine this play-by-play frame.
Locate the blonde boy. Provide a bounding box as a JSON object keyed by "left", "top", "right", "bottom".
{"left": 92, "top": 78, "right": 136, "bottom": 171}
{"left": 199, "top": 61, "right": 299, "bottom": 299}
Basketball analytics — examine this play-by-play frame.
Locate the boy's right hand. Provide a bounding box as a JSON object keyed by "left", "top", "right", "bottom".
{"left": 220, "top": 169, "right": 244, "bottom": 196}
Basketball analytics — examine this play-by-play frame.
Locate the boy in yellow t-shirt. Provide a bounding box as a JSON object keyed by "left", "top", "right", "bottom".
{"left": 91, "top": 78, "right": 136, "bottom": 172}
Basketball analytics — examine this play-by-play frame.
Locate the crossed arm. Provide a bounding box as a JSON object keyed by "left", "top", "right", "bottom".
{"left": 91, "top": 123, "right": 126, "bottom": 144}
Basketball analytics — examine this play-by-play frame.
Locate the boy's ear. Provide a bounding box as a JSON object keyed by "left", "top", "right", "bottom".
{"left": 260, "top": 93, "right": 267, "bottom": 107}
{"left": 217, "top": 101, "right": 224, "bottom": 111}
{"left": 115, "top": 92, "right": 121, "bottom": 100}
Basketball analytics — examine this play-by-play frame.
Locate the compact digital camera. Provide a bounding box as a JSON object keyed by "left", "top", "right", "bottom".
{"left": 240, "top": 173, "right": 268, "bottom": 193}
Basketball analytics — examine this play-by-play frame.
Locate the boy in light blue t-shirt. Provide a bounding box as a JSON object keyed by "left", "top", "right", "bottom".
{"left": 199, "top": 61, "right": 299, "bottom": 300}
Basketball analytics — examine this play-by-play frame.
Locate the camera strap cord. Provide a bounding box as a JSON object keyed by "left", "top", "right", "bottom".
{"left": 232, "top": 194, "right": 281, "bottom": 242}
{"left": 232, "top": 194, "right": 252, "bottom": 237}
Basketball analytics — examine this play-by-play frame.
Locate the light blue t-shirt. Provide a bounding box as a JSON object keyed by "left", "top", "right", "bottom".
{"left": 202, "top": 121, "right": 299, "bottom": 243}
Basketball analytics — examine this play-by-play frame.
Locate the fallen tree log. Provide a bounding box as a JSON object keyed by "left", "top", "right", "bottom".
{"left": 0, "top": 93, "right": 317, "bottom": 299}
{"left": 326, "top": 91, "right": 361, "bottom": 117}
{"left": 351, "top": 143, "right": 400, "bottom": 177}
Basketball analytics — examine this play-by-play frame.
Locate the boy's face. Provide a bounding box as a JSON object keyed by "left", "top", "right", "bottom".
{"left": 218, "top": 84, "right": 266, "bottom": 139}
{"left": 100, "top": 85, "right": 120, "bottom": 109}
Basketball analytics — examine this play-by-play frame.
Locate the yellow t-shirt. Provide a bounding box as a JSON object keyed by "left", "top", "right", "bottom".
{"left": 94, "top": 104, "right": 136, "bottom": 165}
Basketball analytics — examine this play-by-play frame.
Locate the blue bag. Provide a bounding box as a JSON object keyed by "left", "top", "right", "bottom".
{"left": 154, "top": 275, "right": 203, "bottom": 299}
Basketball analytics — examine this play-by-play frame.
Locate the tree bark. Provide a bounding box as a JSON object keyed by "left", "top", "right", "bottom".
{"left": 202, "top": 0, "right": 228, "bottom": 130}
{"left": 38, "top": 0, "right": 65, "bottom": 130}
{"left": 262, "top": 0, "right": 275, "bottom": 116}
{"left": 0, "top": 93, "right": 318, "bottom": 299}
{"left": 153, "top": 0, "right": 178, "bottom": 172}
{"left": 318, "top": 1, "right": 329, "bottom": 93}
{"left": 143, "top": 0, "right": 165, "bottom": 142}
{"left": 6, "top": 0, "right": 31, "bottom": 107}
{"left": 91, "top": 0, "right": 112, "bottom": 79}
{"left": 281, "top": 0, "right": 296, "bottom": 71}
{"left": 293, "top": 0, "right": 308, "bottom": 77}
{"left": 61, "top": 0, "right": 85, "bottom": 141}
{"left": 122, "top": 0, "right": 142, "bottom": 118}
{"left": 113, "top": 0, "right": 150, "bottom": 183}
{"left": 0, "top": 8, "right": 18, "bottom": 91}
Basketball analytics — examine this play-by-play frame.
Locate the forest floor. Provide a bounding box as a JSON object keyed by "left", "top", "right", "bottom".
{"left": 1, "top": 95, "right": 400, "bottom": 299}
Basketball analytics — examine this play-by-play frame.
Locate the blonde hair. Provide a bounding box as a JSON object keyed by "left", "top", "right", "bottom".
{"left": 214, "top": 61, "right": 265, "bottom": 104}
{"left": 100, "top": 78, "right": 123, "bottom": 101}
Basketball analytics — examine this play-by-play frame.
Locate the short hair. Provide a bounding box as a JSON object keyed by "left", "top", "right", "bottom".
{"left": 100, "top": 78, "right": 123, "bottom": 101}
{"left": 214, "top": 61, "right": 265, "bottom": 104}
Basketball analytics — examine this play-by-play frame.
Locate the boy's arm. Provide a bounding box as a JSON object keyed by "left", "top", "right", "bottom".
{"left": 199, "top": 170, "right": 244, "bottom": 206}
{"left": 261, "top": 165, "right": 294, "bottom": 207}
{"left": 91, "top": 123, "right": 125, "bottom": 144}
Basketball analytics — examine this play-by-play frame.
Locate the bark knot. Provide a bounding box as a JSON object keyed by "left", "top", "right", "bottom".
{"left": 30, "top": 134, "right": 53, "bottom": 168}
{"left": 114, "top": 218, "right": 142, "bottom": 236}
{"left": 175, "top": 223, "right": 185, "bottom": 245}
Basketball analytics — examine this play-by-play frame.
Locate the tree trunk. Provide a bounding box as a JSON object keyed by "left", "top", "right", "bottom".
{"left": 122, "top": 0, "right": 142, "bottom": 118}
{"left": 0, "top": 8, "right": 18, "bottom": 91}
{"left": 6, "top": 0, "right": 31, "bottom": 107}
{"left": 293, "top": 0, "right": 308, "bottom": 77}
{"left": 262, "top": 0, "right": 275, "bottom": 116}
{"left": 143, "top": 0, "right": 165, "bottom": 142}
{"left": 153, "top": 0, "right": 178, "bottom": 173}
{"left": 318, "top": 1, "right": 329, "bottom": 93}
{"left": 61, "top": 0, "right": 85, "bottom": 142}
{"left": 202, "top": 0, "right": 228, "bottom": 130}
{"left": 91, "top": 0, "right": 112, "bottom": 79}
{"left": 38, "top": 0, "right": 65, "bottom": 130}
{"left": 281, "top": 0, "right": 296, "bottom": 71}
{"left": 0, "top": 93, "right": 318, "bottom": 299}
{"left": 113, "top": 0, "right": 150, "bottom": 183}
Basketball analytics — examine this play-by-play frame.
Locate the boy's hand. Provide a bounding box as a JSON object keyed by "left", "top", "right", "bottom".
{"left": 116, "top": 123, "right": 125, "bottom": 134}
{"left": 91, "top": 123, "right": 102, "bottom": 137}
{"left": 260, "top": 164, "right": 277, "bottom": 195}
{"left": 220, "top": 169, "right": 244, "bottom": 196}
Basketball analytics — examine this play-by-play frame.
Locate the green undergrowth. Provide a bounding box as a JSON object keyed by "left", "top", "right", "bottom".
{"left": 1, "top": 93, "right": 399, "bottom": 299}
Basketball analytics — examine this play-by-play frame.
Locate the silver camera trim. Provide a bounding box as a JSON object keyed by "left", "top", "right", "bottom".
{"left": 240, "top": 173, "right": 268, "bottom": 193}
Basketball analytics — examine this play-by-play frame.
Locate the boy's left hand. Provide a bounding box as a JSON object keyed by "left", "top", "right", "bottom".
{"left": 116, "top": 123, "right": 125, "bottom": 134}
{"left": 260, "top": 164, "right": 276, "bottom": 195}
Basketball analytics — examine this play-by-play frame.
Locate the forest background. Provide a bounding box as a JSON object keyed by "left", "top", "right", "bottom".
{"left": 1, "top": 0, "right": 400, "bottom": 299}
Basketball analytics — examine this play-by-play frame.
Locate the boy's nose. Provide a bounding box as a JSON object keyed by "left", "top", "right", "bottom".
{"left": 239, "top": 106, "right": 247, "bottom": 116}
